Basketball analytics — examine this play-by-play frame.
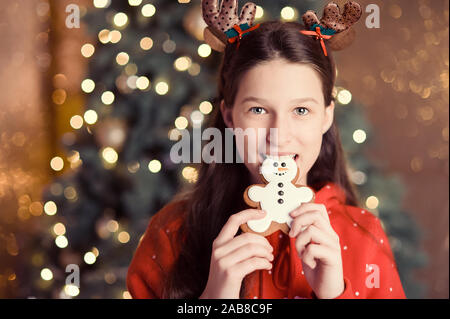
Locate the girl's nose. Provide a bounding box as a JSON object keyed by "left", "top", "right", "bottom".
{"left": 278, "top": 167, "right": 288, "bottom": 172}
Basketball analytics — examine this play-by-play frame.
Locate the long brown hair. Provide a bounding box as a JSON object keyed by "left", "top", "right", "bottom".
{"left": 161, "top": 21, "right": 362, "bottom": 298}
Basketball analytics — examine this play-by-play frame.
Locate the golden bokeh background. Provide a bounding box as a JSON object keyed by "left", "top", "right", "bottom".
{"left": 0, "top": 0, "right": 448, "bottom": 298}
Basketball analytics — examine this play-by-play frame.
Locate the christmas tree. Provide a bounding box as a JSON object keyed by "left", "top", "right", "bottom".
{"left": 18, "top": 0, "right": 426, "bottom": 298}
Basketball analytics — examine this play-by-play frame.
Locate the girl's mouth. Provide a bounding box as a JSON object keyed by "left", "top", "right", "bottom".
{"left": 260, "top": 153, "right": 299, "bottom": 160}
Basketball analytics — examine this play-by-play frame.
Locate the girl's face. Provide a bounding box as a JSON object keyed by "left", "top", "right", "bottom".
{"left": 220, "top": 58, "right": 335, "bottom": 186}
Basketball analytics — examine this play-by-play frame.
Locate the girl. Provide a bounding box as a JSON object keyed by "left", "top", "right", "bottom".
{"left": 126, "top": 4, "right": 406, "bottom": 299}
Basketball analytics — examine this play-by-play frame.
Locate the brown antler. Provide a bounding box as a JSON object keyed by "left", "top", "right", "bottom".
{"left": 202, "top": 0, "right": 257, "bottom": 52}
{"left": 302, "top": 1, "right": 362, "bottom": 51}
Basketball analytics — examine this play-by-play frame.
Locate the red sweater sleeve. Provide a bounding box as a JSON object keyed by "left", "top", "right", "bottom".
{"left": 337, "top": 213, "right": 406, "bottom": 299}
{"left": 310, "top": 210, "right": 406, "bottom": 299}
{"left": 362, "top": 216, "right": 406, "bottom": 298}
{"left": 126, "top": 226, "right": 174, "bottom": 298}
{"left": 127, "top": 202, "right": 183, "bottom": 299}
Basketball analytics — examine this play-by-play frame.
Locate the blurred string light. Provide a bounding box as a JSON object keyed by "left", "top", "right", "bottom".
{"left": 280, "top": 6, "right": 297, "bottom": 21}
{"left": 81, "top": 43, "right": 95, "bottom": 58}
{"left": 123, "top": 291, "right": 132, "bottom": 299}
{"left": 125, "top": 63, "right": 138, "bottom": 75}
{"left": 118, "top": 231, "right": 130, "bottom": 243}
{"left": 67, "top": 150, "right": 82, "bottom": 169}
{"left": 174, "top": 116, "right": 188, "bottom": 130}
{"left": 81, "top": 79, "right": 95, "bottom": 93}
{"left": 104, "top": 272, "right": 116, "bottom": 284}
{"left": 182, "top": 166, "right": 198, "bottom": 183}
{"left": 50, "top": 156, "right": 64, "bottom": 171}
{"left": 116, "top": 52, "right": 130, "bottom": 65}
{"left": 64, "top": 186, "right": 77, "bottom": 201}
{"left": 127, "top": 161, "right": 140, "bottom": 173}
{"left": 40, "top": 268, "right": 53, "bottom": 281}
{"left": 55, "top": 235, "right": 68, "bottom": 248}
{"left": 84, "top": 110, "right": 98, "bottom": 124}
{"left": 53, "top": 223, "right": 66, "bottom": 236}
{"left": 29, "top": 202, "right": 43, "bottom": 216}
{"left": 109, "top": 30, "right": 122, "bottom": 43}
{"left": 63, "top": 284, "right": 80, "bottom": 297}
{"left": 174, "top": 56, "right": 192, "bottom": 71}
{"left": 148, "top": 159, "right": 162, "bottom": 173}
{"left": 98, "top": 29, "right": 111, "bottom": 43}
{"left": 44, "top": 201, "right": 57, "bottom": 216}
{"left": 84, "top": 252, "right": 96, "bottom": 264}
{"left": 162, "top": 39, "right": 176, "bottom": 53}
{"left": 136, "top": 76, "right": 150, "bottom": 90}
{"left": 93, "top": 0, "right": 111, "bottom": 9}
{"left": 365, "top": 195, "right": 379, "bottom": 210}
{"left": 102, "top": 147, "right": 118, "bottom": 164}
{"left": 168, "top": 128, "right": 182, "bottom": 141}
{"left": 141, "top": 4, "right": 156, "bottom": 17}
{"left": 155, "top": 81, "right": 169, "bottom": 95}
{"left": 92, "top": 247, "right": 99, "bottom": 257}
{"left": 255, "top": 6, "right": 264, "bottom": 19}
{"left": 128, "top": 0, "right": 142, "bottom": 6}
{"left": 113, "top": 12, "right": 128, "bottom": 28}
{"left": 351, "top": 170, "right": 367, "bottom": 185}
{"left": 140, "top": 37, "right": 153, "bottom": 50}
{"left": 188, "top": 63, "right": 201, "bottom": 76}
{"left": 336, "top": 88, "right": 352, "bottom": 105}
{"left": 70, "top": 115, "right": 84, "bottom": 130}
{"left": 106, "top": 219, "right": 119, "bottom": 232}
{"left": 199, "top": 101, "right": 213, "bottom": 114}
{"left": 52, "top": 89, "right": 67, "bottom": 105}
{"left": 126, "top": 75, "right": 138, "bottom": 89}
{"left": 352, "top": 129, "right": 367, "bottom": 144}
{"left": 198, "top": 44, "right": 211, "bottom": 58}
{"left": 101, "top": 91, "right": 115, "bottom": 105}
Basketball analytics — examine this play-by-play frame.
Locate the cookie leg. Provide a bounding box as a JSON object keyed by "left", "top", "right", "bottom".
{"left": 247, "top": 214, "right": 273, "bottom": 233}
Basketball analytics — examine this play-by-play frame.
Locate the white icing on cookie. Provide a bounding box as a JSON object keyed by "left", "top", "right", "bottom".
{"left": 247, "top": 155, "right": 314, "bottom": 233}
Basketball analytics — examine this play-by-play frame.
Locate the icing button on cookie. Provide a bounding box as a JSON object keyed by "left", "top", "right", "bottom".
{"left": 278, "top": 198, "right": 284, "bottom": 204}
{"left": 278, "top": 182, "right": 283, "bottom": 188}
{"left": 278, "top": 191, "right": 284, "bottom": 196}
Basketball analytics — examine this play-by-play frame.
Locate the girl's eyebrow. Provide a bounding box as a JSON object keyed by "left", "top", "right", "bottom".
{"left": 240, "top": 96, "right": 319, "bottom": 106}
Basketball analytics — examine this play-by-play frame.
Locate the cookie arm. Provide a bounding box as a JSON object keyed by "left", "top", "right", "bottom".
{"left": 247, "top": 185, "right": 265, "bottom": 203}
{"left": 296, "top": 186, "right": 315, "bottom": 203}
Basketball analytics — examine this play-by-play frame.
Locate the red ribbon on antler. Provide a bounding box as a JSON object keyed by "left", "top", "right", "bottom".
{"left": 299, "top": 26, "right": 333, "bottom": 56}
{"left": 228, "top": 23, "right": 261, "bottom": 49}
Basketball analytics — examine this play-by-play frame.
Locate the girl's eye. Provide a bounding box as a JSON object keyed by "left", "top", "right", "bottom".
{"left": 294, "top": 107, "right": 310, "bottom": 116}
{"left": 249, "top": 106, "right": 266, "bottom": 115}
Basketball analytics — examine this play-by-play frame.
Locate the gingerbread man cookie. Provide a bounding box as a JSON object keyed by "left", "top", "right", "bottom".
{"left": 241, "top": 154, "right": 315, "bottom": 237}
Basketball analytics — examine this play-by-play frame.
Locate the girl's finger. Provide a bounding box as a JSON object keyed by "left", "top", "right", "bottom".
{"left": 214, "top": 232, "right": 273, "bottom": 260}
{"left": 300, "top": 243, "right": 340, "bottom": 269}
{"left": 232, "top": 257, "right": 272, "bottom": 279}
{"left": 289, "top": 210, "right": 335, "bottom": 239}
{"left": 290, "top": 203, "right": 330, "bottom": 224}
{"left": 295, "top": 225, "right": 340, "bottom": 258}
{"left": 214, "top": 209, "right": 266, "bottom": 247}
{"left": 219, "top": 243, "right": 274, "bottom": 269}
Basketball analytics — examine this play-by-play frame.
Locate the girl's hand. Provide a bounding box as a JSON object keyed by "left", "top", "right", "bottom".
{"left": 289, "top": 203, "right": 345, "bottom": 299}
{"left": 200, "top": 209, "right": 274, "bottom": 299}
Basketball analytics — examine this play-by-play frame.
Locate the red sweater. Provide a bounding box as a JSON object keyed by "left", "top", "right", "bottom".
{"left": 127, "top": 182, "right": 406, "bottom": 299}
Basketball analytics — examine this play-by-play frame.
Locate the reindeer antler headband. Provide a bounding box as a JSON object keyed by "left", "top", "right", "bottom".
{"left": 201, "top": 0, "right": 362, "bottom": 55}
